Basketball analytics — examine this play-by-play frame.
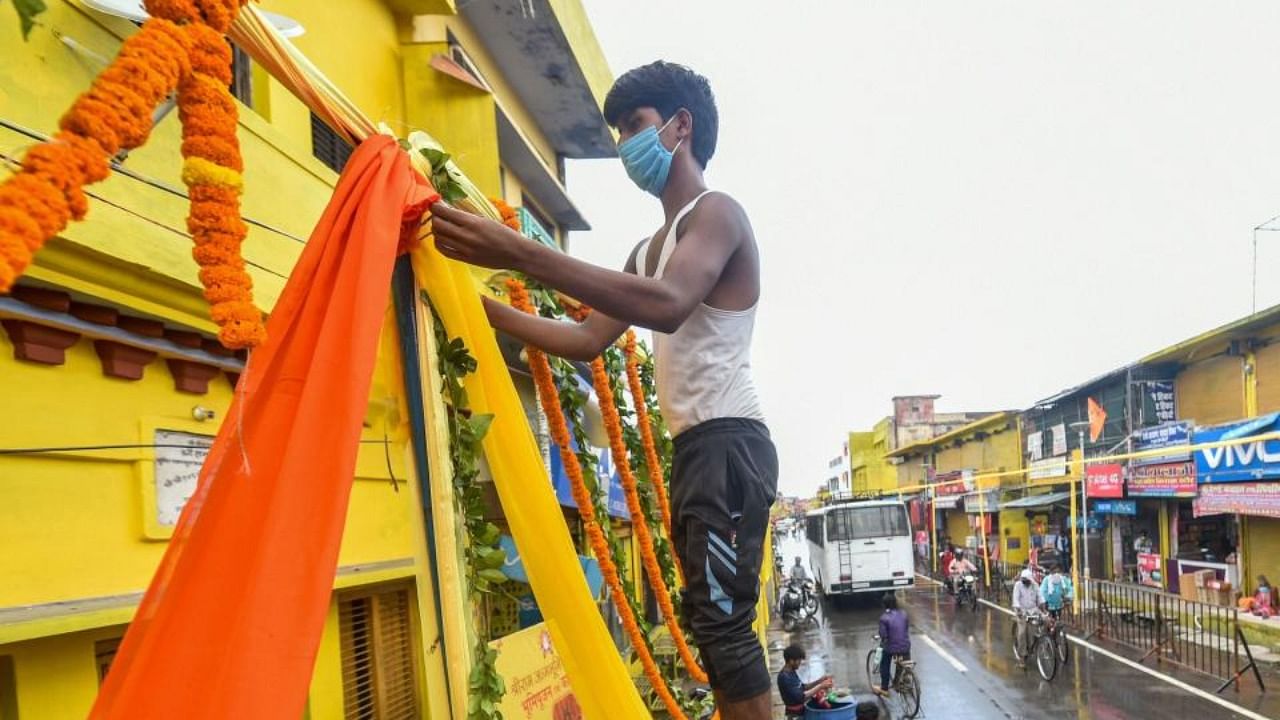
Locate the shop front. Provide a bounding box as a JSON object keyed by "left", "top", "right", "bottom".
{"left": 1193, "top": 414, "right": 1280, "bottom": 598}
{"left": 1000, "top": 489, "right": 1073, "bottom": 571}
{"left": 1119, "top": 422, "right": 1198, "bottom": 590}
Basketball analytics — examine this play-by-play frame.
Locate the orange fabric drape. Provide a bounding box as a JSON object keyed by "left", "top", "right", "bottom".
{"left": 90, "top": 135, "right": 434, "bottom": 719}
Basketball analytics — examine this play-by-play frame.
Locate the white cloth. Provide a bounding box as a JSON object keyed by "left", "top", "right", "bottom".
{"left": 636, "top": 191, "right": 766, "bottom": 436}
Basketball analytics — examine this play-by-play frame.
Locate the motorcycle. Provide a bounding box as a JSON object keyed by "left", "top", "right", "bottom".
{"left": 781, "top": 578, "right": 819, "bottom": 631}
{"left": 954, "top": 574, "right": 978, "bottom": 612}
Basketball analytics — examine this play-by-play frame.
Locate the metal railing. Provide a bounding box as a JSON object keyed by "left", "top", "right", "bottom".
{"left": 918, "top": 561, "right": 1263, "bottom": 691}
{"left": 1078, "top": 578, "right": 1264, "bottom": 692}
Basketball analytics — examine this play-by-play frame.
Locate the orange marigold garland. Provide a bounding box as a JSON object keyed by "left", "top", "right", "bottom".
{"left": 624, "top": 330, "right": 679, "bottom": 571}
{"left": 173, "top": 13, "right": 264, "bottom": 349}
{"left": 587, "top": 347, "right": 709, "bottom": 685}
{"left": 506, "top": 277, "right": 687, "bottom": 720}
{"left": 490, "top": 197, "right": 522, "bottom": 232}
{"left": 0, "top": 0, "right": 266, "bottom": 348}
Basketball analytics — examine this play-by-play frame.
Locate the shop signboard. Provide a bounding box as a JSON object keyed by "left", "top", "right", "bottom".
{"left": 1194, "top": 414, "right": 1280, "bottom": 484}
{"left": 1127, "top": 461, "right": 1197, "bottom": 497}
{"left": 550, "top": 430, "right": 629, "bottom": 519}
{"left": 1027, "top": 431, "right": 1043, "bottom": 461}
{"left": 1085, "top": 463, "right": 1124, "bottom": 498}
{"left": 1147, "top": 381, "right": 1177, "bottom": 425}
{"left": 1051, "top": 423, "right": 1068, "bottom": 457}
{"left": 934, "top": 470, "right": 969, "bottom": 495}
{"left": 1132, "top": 421, "right": 1191, "bottom": 467}
{"left": 1193, "top": 482, "right": 1280, "bottom": 520}
{"left": 1029, "top": 457, "right": 1068, "bottom": 480}
{"left": 489, "top": 623, "right": 581, "bottom": 720}
{"left": 1093, "top": 499, "right": 1137, "bottom": 515}
{"left": 1137, "top": 552, "right": 1163, "bottom": 588}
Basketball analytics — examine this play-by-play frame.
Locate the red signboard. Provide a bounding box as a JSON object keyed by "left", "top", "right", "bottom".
{"left": 1194, "top": 482, "right": 1280, "bottom": 519}
{"left": 1137, "top": 553, "right": 1163, "bottom": 588}
{"left": 1127, "top": 462, "right": 1197, "bottom": 497}
{"left": 1085, "top": 463, "right": 1124, "bottom": 498}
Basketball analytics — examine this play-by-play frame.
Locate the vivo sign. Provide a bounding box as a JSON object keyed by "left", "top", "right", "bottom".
{"left": 1194, "top": 414, "right": 1280, "bottom": 484}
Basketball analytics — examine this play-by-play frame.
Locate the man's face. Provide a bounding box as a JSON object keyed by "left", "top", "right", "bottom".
{"left": 788, "top": 657, "right": 804, "bottom": 671}
{"left": 615, "top": 106, "right": 668, "bottom": 145}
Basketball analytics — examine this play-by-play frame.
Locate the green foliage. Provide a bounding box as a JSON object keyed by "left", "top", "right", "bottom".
{"left": 419, "top": 148, "right": 469, "bottom": 204}
{"left": 427, "top": 297, "right": 506, "bottom": 720}
{"left": 9, "top": 0, "right": 45, "bottom": 40}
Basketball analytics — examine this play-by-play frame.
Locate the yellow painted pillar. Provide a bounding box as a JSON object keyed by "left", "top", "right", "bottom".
{"left": 931, "top": 494, "right": 938, "bottom": 575}
{"left": 1158, "top": 502, "right": 1171, "bottom": 591}
{"left": 978, "top": 481, "right": 991, "bottom": 587}
{"left": 1243, "top": 351, "right": 1259, "bottom": 588}
{"left": 1070, "top": 449, "right": 1080, "bottom": 594}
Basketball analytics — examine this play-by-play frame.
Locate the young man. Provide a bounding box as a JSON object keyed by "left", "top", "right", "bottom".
{"left": 1039, "top": 562, "right": 1074, "bottom": 621}
{"left": 777, "top": 645, "right": 832, "bottom": 717}
{"left": 874, "top": 593, "right": 910, "bottom": 697}
{"left": 429, "top": 61, "right": 778, "bottom": 719}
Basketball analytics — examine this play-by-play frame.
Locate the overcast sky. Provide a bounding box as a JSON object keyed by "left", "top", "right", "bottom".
{"left": 564, "top": 1, "right": 1280, "bottom": 498}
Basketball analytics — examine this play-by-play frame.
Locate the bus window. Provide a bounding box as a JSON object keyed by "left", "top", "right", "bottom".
{"left": 806, "top": 515, "right": 824, "bottom": 547}
{"left": 826, "top": 506, "right": 908, "bottom": 541}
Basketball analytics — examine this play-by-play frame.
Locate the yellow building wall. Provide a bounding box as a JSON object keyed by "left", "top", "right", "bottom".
{"left": 1176, "top": 354, "right": 1245, "bottom": 426}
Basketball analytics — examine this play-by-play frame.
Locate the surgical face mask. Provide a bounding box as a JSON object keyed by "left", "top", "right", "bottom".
{"left": 617, "top": 113, "right": 683, "bottom": 196}
{"left": 1022, "top": 578, "right": 1032, "bottom": 586}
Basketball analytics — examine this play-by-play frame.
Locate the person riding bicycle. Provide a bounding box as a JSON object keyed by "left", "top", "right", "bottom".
{"left": 1039, "top": 562, "right": 1073, "bottom": 621}
{"left": 873, "top": 593, "right": 911, "bottom": 698}
{"left": 777, "top": 645, "right": 832, "bottom": 717}
{"left": 1011, "top": 568, "right": 1042, "bottom": 668}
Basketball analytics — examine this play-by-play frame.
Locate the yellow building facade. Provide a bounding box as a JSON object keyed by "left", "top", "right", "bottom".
{"left": 887, "top": 412, "right": 1022, "bottom": 567}
{"left": 847, "top": 420, "right": 896, "bottom": 496}
{"left": 0, "top": 1, "right": 615, "bottom": 718}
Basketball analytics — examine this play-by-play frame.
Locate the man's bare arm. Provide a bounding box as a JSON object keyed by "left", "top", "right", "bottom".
{"left": 483, "top": 299, "right": 628, "bottom": 362}
{"left": 431, "top": 197, "right": 744, "bottom": 334}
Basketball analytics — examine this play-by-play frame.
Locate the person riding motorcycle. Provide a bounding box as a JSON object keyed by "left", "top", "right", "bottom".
{"left": 948, "top": 549, "right": 977, "bottom": 578}
{"left": 790, "top": 556, "right": 808, "bottom": 583}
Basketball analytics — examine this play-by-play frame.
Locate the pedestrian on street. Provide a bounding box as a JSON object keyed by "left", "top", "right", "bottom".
{"left": 431, "top": 61, "right": 777, "bottom": 719}
{"left": 874, "top": 593, "right": 911, "bottom": 698}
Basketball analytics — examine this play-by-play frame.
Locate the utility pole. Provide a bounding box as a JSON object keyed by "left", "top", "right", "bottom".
{"left": 1070, "top": 421, "right": 1092, "bottom": 583}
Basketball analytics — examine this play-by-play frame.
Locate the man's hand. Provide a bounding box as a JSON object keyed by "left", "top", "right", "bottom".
{"left": 427, "top": 202, "right": 531, "bottom": 270}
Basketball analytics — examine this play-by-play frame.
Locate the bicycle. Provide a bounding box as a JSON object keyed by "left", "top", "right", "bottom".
{"left": 1012, "top": 610, "right": 1058, "bottom": 681}
{"left": 865, "top": 634, "right": 921, "bottom": 719}
{"left": 1046, "top": 606, "right": 1070, "bottom": 666}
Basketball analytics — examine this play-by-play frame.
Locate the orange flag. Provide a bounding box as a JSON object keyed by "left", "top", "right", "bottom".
{"left": 1088, "top": 397, "right": 1107, "bottom": 442}
{"left": 90, "top": 136, "right": 436, "bottom": 719}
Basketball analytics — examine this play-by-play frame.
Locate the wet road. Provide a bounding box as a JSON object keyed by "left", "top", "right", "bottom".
{"left": 768, "top": 534, "right": 1278, "bottom": 720}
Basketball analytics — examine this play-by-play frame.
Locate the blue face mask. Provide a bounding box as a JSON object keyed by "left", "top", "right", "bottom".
{"left": 618, "top": 114, "right": 683, "bottom": 197}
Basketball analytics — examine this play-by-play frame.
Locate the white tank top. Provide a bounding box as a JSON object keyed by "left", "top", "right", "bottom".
{"left": 636, "top": 190, "right": 766, "bottom": 437}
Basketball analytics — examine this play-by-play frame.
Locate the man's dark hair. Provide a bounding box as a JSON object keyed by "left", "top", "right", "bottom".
{"left": 882, "top": 592, "right": 898, "bottom": 610}
{"left": 603, "top": 61, "right": 718, "bottom": 168}
{"left": 855, "top": 700, "right": 881, "bottom": 719}
{"left": 783, "top": 644, "right": 806, "bottom": 663}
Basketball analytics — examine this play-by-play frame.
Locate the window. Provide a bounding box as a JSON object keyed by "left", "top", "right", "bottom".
{"left": 826, "top": 505, "right": 909, "bottom": 541}
{"left": 339, "top": 586, "right": 421, "bottom": 720}
{"left": 806, "top": 514, "right": 825, "bottom": 547}
{"left": 230, "top": 45, "right": 253, "bottom": 107}
{"left": 0, "top": 655, "right": 16, "bottom": 720}
{"left": 95, "top": 637, "right": 122, "bottom": 685}
{"left": 520, "top": 193, "right": 558, "bottom": 247}
{"left": 312, "top": 112, "right": 354, "bottom": 174}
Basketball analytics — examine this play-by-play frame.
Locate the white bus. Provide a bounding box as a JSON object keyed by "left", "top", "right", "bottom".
{"left": 805, "top": 499, "right": 913, "bottom": 597}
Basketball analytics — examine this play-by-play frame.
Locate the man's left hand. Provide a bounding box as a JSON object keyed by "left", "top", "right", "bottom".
{"left": 427, "top": 201, "right": 529, "bottom": 269}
